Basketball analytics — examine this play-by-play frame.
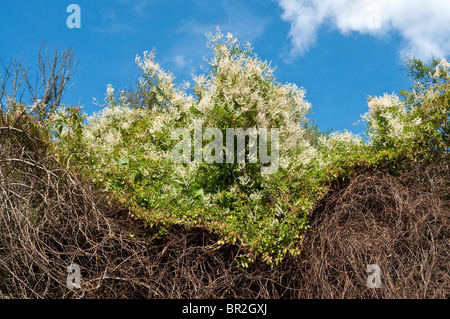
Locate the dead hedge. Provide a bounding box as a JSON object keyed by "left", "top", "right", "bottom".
{"left": 296, "top": 163, "right": 449, "bottom": 298}
{"left": 0, "top": 114, "right": 448, "bottom": 299}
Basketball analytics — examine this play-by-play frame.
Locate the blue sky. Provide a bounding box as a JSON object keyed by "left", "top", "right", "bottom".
{"left": 1, "top": 0, "right": 449, "bottom": 134}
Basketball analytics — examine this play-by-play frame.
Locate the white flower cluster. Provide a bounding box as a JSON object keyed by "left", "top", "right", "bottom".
{"left": 432, "top": 58, "right": 450, "bottom": 80}
{"left": 135, "top": 49, "right": 193, "bottom": 113}
{"left": 408, "top": 58, "right": 450, "bottom": 110}
{"left": 318, "top": 130, "right": 363, "bottom": 152}
{"left": 294, "top": 143, "right": 318, "bottom": 167}
{"left": 106, "top": 84, "right": 114, "bottom": 96}
{"left": 367, "top": 92, "right": 401, "bottom": 113}
{"left": 83, "top": 104, "right": 146, "bottom": 153}
{"left": 364, "top": 91, "right": 420, "bottom": 144}
{"left": 195, "top": 29, "right": 312, "bottom": 171}
{"left": 329, "top": 130, "right": 363, "bottom": 145}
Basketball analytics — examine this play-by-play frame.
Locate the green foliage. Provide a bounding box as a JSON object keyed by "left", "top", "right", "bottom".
{"left": 48, "top": 30, "right": 450, "bottom": 266}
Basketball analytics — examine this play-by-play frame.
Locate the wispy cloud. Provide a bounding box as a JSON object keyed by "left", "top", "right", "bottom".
{"left": 174, "top": 55, "right": 187, "bottom": 68}
{"left": 92, "top": 22, "right": 135, "bottom": 34}
{"left": 167, "top": 0, "right": 270, "bottom": 77}
{"left": 91, "top": 1, "right": 140, "bottom": 35}
{"left": 116, "top": 0, "right": 153, "bottom": 16}
{"left": 276, "top": 0, "right": 450, "bottom": 60}
{"left": 171, "top": 55, "right": 196, "bottom": 75}
{"left": 180, "top": 0, "right": 269, "bottom": 43}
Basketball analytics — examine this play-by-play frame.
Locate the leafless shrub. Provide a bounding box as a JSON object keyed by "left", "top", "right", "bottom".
{"left": 0, "top": 43, "right": 77, "bottom": 120}
{"left": 295, "top": 165, "right": 449, "bottom": 298}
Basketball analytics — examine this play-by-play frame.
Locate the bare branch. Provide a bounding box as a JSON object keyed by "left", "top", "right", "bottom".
{"left": 0, "top": 43, "right": 78, "bottom": 122}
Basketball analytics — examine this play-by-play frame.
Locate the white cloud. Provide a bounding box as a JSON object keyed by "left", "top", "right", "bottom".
{"left": 277, "top": 0, "right": 450, "bottom": 60}
{"left": 171, "top": 55, "right": 196, "bottom": 75}
{"left": 174, "top": 55, "right": 187, "bottom": 68}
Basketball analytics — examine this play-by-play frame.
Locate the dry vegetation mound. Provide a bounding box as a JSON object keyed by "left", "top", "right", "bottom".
{"left": 0, "top": 117, "right": 448, "bottom": 299}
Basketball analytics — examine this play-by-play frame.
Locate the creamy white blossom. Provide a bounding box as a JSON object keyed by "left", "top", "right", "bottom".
{"left": 106, "top": 84, "right": 114, "bottom": 96}
{"left": 329, "top": 130, "right": 363, "bottom": 145}
{"left": 433, "top": 58, "right": 450, "bottom": 79}
{"left": 368, "top": 93, "right": 401, "bottom": 113}
{"left": 249, "top": 191, "right": 263, "bottom": 202}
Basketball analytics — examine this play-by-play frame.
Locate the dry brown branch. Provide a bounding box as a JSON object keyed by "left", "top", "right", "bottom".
{"left": 295, "top": 165, "right": 449, "bottom": 298}
{"left": 0, "top": 44, "right": 77, "bottom": 120}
